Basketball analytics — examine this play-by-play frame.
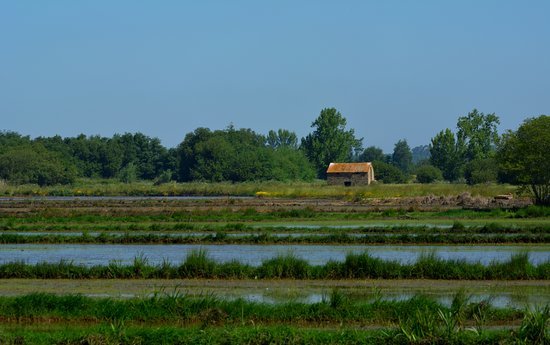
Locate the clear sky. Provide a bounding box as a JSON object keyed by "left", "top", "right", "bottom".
{"left": 1, "top": 1, "right": 549, "bottom": 152}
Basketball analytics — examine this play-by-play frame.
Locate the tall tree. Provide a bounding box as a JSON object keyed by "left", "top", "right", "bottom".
{"left": 498, "top": 115, "right": 550, "bottom": 205}
{"left": 391, "top": 139, "right": 412, "bottom": 173}
{"left": 301, "top": 108, "right": 362, "bottom": 178}
{"left": 430, "top": 128, "right": 462, "bottom": 181}
{"left": 359, "top": 146, "right": 386, "bottom": 163}
{"left": 411, "top": 145, "right": 430, "bottom": 164}
{"left": 456, "top": 109, "right": 500, "bottom": 161}
{"left": 266, "top": 129, "right": 298, "bottom": 149}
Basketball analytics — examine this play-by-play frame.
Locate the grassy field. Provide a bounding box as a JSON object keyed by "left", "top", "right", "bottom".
{"left": 0, "top": 292, "right": 547, "bottom": 344}
{"left": 0, "top": 178, "right": 520, "bottom": 199}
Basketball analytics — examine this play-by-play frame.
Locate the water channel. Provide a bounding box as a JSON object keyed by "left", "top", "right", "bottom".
{"left": 1, "top": 244, "right": 548, "bottom": 266}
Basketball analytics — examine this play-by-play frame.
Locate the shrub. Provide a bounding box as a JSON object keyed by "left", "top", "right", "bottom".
{"left": 0, "top": 146, "right": 77, "bottom": 186}
{"left": 372, "top": 161, "right": 407, "bottom": 183}
{"left": 415, "top": 165, "right": 443, "bottom": 183}
{"left": 463, "top": 158, "right": 498, "bottom": 185}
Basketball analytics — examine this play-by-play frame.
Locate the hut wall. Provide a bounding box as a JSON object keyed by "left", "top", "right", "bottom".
{"left": 327, "top": 172, "right": 371, "bottom": 186}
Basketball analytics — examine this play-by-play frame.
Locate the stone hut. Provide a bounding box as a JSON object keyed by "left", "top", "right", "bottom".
{"left": 326, "top": 162, "right": 374, "bottom": 186}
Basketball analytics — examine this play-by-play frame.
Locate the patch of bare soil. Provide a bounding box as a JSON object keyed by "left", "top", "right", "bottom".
{"left": 0, "top": 194, "right": 532, "bottom": 216}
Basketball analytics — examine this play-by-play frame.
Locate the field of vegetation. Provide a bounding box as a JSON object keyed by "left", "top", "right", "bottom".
{"left": 0, "top": 191, "right": 547, "bottom": 344}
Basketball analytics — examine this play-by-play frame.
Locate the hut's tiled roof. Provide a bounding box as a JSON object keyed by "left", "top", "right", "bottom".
{"left": 326, "top": 162, "right": 372, "bottom": 173}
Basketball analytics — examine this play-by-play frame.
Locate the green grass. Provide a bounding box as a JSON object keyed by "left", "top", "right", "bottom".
{"left": 0, "top": 324, "right": 520, "bottom": 345}
{"left": 0, "top": 251, "right": 548, "bottom": 280}
{"left": 0, "top": 292, "right": 545, "bottom": 345}
{"left": 0, "top": 292, "right": 546, "bottom": 344}
{"left": 1, "top": 231, "right": 549, "bottom": 245}
{"left": 0, "top": 292, "right": 525, "bottom": 324}
{"left": 0, "top": 178, "right": 517, "bottom": 198}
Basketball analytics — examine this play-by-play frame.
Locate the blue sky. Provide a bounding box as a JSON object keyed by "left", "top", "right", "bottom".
{"left": 1, "top": 1, "right": 549, "bottom": 151}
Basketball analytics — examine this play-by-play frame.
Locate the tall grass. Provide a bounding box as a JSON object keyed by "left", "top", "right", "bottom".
{"left": 0, "top": 178, "right": 516, "bottom": 198}
{"left": 516, "top": 306, "right": 549, "bottom": 344}
{"left": 0, "top": 292, "right": 524, "bottom": 324}
{"left": 0, "top": 251, "right": 547, "bottom": 280}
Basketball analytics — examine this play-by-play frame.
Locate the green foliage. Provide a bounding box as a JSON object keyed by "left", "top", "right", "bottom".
{"left": 301, "top": 108, "right": 363, "bottom": 178}
{"left": 431, "top": 109, "right": 500, "bottom": 182}
{"left": 257, "top": 253, "right": 310, "bottom": 279}
{"left": 153, "top": 169, "right": 174, "bottom": 185}
{"left": 359, "top": 146, "right": 387, "bottom": 163}
{"left": 411, "top": 144, "right": 430, "bottom": 164}
{"left": 178, "top": 249, "right": 216, "bottom": 278}
{"left": 456, "top": 109, "right": 500, "bottom": 162}
{"left": 0, "top": 145, "right": 77, "bottom": 186}
{"left": 430, "top": 128, "right": 462, "bottom": 181}
{"left": 391, "top": 139, "right": 413, "bottom": 174}
{"left": 118, "top": 162, "right": 138, "bottom": 183}
{"left": 415, "top": 165, "right": 443, "bottom": 183}
{"left": 463, "top": 158, "right": 498, "bottom": 185}
{"left": 0, "top": 131, "right": 32, "bottom": 154}
{"left": 176, "top": 126, "right": 314, "bottom": 183}
{"left": 266, "top": 129, "right": 298, "bottom": 149}
{"left": 2, "top": 251, "right": 546, "bottom": 280}
{"left": 498, "top": 115, "right": 550, "bottom": 205}
{"left": 372, "top": 160, "right": 407, "bottom": 183}
{"left": 269, "top": 148, "right": 316, "bottom": 181}
{"left": 516, "top": 306, "right": 549, "bottom": 344}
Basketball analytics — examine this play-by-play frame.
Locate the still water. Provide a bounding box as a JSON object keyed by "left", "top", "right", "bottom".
{"left": 0, "top": 244, "right": 548, "bottom": 266}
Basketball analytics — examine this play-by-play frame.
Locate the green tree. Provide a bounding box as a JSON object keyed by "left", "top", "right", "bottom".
{"left": 391, "top": 139, "right": 413, "bottom": 174}
{"left": 457, "top": 109, "right": 500, "bottom": 161}
{"left": 430, "top": 129, "right": 462, "bottom": 181}
{"left": 176, "top": 126, "right": 313, "bottom": 182}
{"left": 372, "top": 161, "right": 407, "bottom": 184}
{"left": 411, "top": 145, "right": 430, "bottom": 164}
{"left": 463, "top": 158, "right": 498, "bottom": 185}
{"left": 498, "top": 115, "right": 550, "bottom": 205}
{"left": 0, "top": 131, "right": 31, "bottom": 154}
{"left": 415, "top": 165, "right": 443, "bottom": 184}
{"left": 269, "top": 148, "right": 316, "bottom": 181}
{"left": 0, "top": 145, "right": 77, "bottom": 186}
{"left": 266, "top": 129, "right": 298, "bottom": 149}
{"left": 118, "top": 162, "right": 138, "bottom": 183}
{"left": 359, "top": 146, "right": 386, "bottom": 163}
{"left": 301, "top": 108, "right": 362, "bottom": 178}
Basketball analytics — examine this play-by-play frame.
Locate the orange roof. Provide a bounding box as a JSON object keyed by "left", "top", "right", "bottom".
{"left": 326, "top": 162, "right": 372, "bottom": 173}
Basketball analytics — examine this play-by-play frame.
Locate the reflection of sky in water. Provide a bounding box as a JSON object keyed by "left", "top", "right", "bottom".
{"left": 69, "top": 290, "right": 548, "bottom": 309}
{"left": 0, "top": 244, "right": 548, "bottom": 266}
{"left": 234, "top": 291, "right": 548, "bottom": 309}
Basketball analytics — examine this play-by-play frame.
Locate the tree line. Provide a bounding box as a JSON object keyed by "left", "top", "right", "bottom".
{"left": 0, "top": 108, "right": 547, "bottom": 203}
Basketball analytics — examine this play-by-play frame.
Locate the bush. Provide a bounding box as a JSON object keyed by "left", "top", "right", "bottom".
{"left": 118, "top": 163, "right": 138, "bottom": 183}
{"left": 415, "top": 165, "right": 443, "bottom": 183}
{"left": 372, "top": 161, "right": 407, "bottom": 183}
{"left": 0, "top": 146, "right": 77, "bottom": 186}
{"left": 154, "top": 170, "right": 173, "bottom": 185}
{"left": 463, "top": 158, "right": 498, "bottom": 185}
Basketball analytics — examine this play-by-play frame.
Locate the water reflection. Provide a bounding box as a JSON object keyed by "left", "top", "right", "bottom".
{"left": 0, "top": 244, "right": 548, "bottom": 266}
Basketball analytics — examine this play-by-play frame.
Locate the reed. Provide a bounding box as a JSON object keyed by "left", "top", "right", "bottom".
{"left": 0, "top": 292, "right": 540, "bottom": 344}
{"left": 0, "top": 292, "right": 525, "bottom": 324}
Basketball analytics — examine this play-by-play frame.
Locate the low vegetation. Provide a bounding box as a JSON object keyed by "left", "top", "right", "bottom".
{"left": 0, "top": 251, "right": 547, "bottom": 280}
{"left": 0, "top": 232, "right": 548, "bottom": 245}
{"left": 0, "top": 292, "right": 547, "bottom": 344}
